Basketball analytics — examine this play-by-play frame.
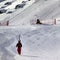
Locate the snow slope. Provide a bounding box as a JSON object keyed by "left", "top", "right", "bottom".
{"left": 0, "top": 0, "right": 35, "bottom": 21}
{"left": 9, "top": 0, "right": 59, "bottom": 25}
{"left": 0, "top": 25, "right": 60, "bottom": 60}
{"left": 0, "top": 0, "right": 60, "bottom": 60}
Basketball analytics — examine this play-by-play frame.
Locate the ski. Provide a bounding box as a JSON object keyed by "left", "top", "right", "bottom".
{"left": 20, "top": 55, "right": 39, "bottom": 57}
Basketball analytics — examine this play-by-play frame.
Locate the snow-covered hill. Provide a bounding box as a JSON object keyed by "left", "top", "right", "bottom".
{"left": 0, "top": 0, "right": 35, "bottom": 21}
{"left": 0, "top": 25, "right": 60, "bottom": 60}
{"left": 0, "top": 0, "right": 60, "bottom": 60}
{"left": 9, "top": 0, "right": 59, "bottom": 25}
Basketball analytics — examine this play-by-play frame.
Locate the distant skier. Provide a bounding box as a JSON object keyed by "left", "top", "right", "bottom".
{"left": 36, "top": 19, "right": 42, "bottom": 24}
{"left": 16, "top": 35, "right": 22, "bottom": 55}
{"left": 7, "top": 20, "right": 9, "bottom": 26}
{"left": 28, "top": 0, "right": 30, "bottom": 1}
{"left": 0, "top": 23, "right": 1, "bottom": 25}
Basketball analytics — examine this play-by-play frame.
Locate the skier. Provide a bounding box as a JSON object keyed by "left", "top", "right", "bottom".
{"left": 36, "top": 19, "right": 42, "bottom": 24}
{"left": 7, "top": 20, "right": 9, "bottom": 26}
{"left": 0, "top": 23, "right": 1, "bottom": 25}
{"left": 16, "top": 35, "right": 22, "bottom": 55}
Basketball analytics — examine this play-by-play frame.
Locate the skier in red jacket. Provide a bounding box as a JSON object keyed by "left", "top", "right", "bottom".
{"left": 16, "top": 35, "right": 22, "bottom": 55}
{"left": 16, "top": 40, "right": 22, "bottom": 55}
